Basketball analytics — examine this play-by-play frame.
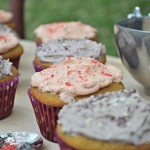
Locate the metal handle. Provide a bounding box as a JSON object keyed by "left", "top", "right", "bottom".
{"left": 127, "top": 6, "right": 142, "bottom": 19}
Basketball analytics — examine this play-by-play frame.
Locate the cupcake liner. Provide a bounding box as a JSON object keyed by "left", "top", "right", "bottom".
{"left": 36, "top": 41, "right": 42, "bottom": 47}
{"left": 56, "top": 130, "right": 76, "bottom": 150}
{"left": 32, "top": 61, "right": 44, "bottom": 72}
{"left": 28, "top": 89, "right": 61, "bottom": 142}
{"left": 10, "top": 57, "right": 21, "bottom": 69}
{"left": 0, "top": 76, "right": 19, "bottom": 119}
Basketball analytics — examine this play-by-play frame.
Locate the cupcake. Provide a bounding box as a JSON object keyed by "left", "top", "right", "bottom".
{"left": 0, "top": 9, "right": 16, "bottom": 30}
{"left": 28, "top": 56, "right": 124, "bottom": 142}
{"left": 34, "top": 21, "right": 97, "bottom": 46}
{"left": 0, "top": 56, "right": 19, "bottom": 119}
{"left": 0, "top": 31, "right": 23, "bottom": 69}
{"left": 56, "top": 89, "right": 150, "bottom": 150}
{"left": 33, "top": 39, "right": 106, "bottom": 72}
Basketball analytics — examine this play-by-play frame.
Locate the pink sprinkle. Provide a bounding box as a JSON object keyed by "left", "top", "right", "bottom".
{"left": 67, "top": 70, "right": 72, "bottom": 75}
{"left": 67, "top": 70, "right": 76, "bottom": 75}
{"left": 45, "top": 26, "right": 57, "bottom": 34}
{"left": 66, "top": 56, "right": 71, "bottom": 60}
{"left": 0, "top": 35, "right": 7, "bottom": 42}
{"left": 45, "top": 77, "right": 50, "bottom": 80}
{"left": 45, "top": 74, "right": 54, "bottom": 80}
{"left": 65, "top": 82, "right": 72, "bottom": 86}
{"left": 51, "top": 74, "right": 54, "bottom": 78}
{"left": 77, "top": 70, "right": 81, "bottom": 74}
{"left": 79, "top": 76, "right": 88, "bottom": 82}
{"left": 86, "top": 66, "right": 91, "bottom": 73}
{"left": 90, "top": 59, "right": 99, "bottom": 64}
{"left": 101, "top": 71, "right": 112, "bottom": 77}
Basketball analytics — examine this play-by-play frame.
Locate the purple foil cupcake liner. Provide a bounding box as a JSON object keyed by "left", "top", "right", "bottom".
{"left": 28, "top": 89, "right": 61, "bottom": 142}
{"left": 36, "top": 41, "right": 42, "bottom": 47}
{"left": 56, "top": 130, "right": 76, "bottom": 150}
{"left": 10, "top": 57, "right": 20, "bottom": 69}
{"left": 32, "top": 61, "right": 44, "bottom": 72}
{"left": 0, "top": 76, "right": 19, "bottom": 119}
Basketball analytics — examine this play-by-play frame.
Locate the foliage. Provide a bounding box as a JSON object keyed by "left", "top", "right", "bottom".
{"left": 0, "top": 0, "right": 150, "bottom": 56}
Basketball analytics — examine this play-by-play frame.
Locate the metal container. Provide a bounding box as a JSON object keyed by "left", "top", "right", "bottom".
{"left": 114, "top": 7, "right": 150, "bottom": 95}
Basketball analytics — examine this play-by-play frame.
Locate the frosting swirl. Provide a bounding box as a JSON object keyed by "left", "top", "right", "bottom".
{"left": 0, "top": 9, "right": 13, "bottom": 23}
{"left": 31, "top": 57, "right": 123, "bottom": 102}
{"left": 0, "top": 56, "right": 13, "bottom": 78}
{"left": 36, "top": 39, "right": 106, "bottom": 63}
{"left": 0, "top": 33, "right": 19, "bottom": 53}
{"left": 34, "top": 21, "right": 97, "bottom": 41}
{"left": 58, "top": 89, "right": 150, "bottom": 146}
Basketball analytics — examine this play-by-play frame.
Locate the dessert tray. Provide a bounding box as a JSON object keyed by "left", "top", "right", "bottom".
{"left": 0, "top": 40, "right": 149, "bottom": 150}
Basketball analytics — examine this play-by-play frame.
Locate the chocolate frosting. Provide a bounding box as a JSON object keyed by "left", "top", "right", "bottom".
{"left": 36, "top": 39, "right": 106, "bottom": 63}
{"left": 0, "top": 56, "right": 13, "bottom": 78}
{"left": 0, "top": 24, "right": 18, "bottom": 36}
{"left": 58, "top": 89, "right": 150, "bottom": 145}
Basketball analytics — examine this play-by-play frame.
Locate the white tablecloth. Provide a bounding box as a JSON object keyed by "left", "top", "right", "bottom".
{"left": 0, "top": 40, "right": 149, "bottom": 150}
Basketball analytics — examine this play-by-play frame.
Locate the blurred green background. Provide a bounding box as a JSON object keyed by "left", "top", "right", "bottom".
{"left": 0, "top": 0, "right": 150, "bottom": 56}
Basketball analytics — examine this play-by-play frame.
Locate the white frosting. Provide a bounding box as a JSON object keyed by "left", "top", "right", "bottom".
{"left": 0, "top": 9, "right": 13, "bottom": 23}
{"left": 58, "top": 89, "right": 150, "bottom": 146}
{"left": 0, "top": 33, "right": 19, "bottom": 53}
{"left": 31, "top": 57, "right": 123, "bottom": 102}
{"left": 34, "top": 21, "right": 97, "bottom": 41}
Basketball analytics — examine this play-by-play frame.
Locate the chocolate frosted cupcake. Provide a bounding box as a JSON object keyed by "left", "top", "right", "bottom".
{"left": 33, "top": 39, "right": 106, "bottom": 72}
{"left": 0, "top": 24, "right": 17, "bottom": 35}
{"left": 56, "top": 89, "right": 150, "bottom": 150}
{"left": 0, "top": 9, "right": 16, "bottom": 30}
{"left": 34, "top": 21, "right": 97, "bottom": 46}
{"left": 0, "top": 31, "right": 23, "bottom": 69}
{"left": 28, "top": 56, "right": 124, "bottom": 142}
{"left": 0, "top": 56, "right": 19, "bottom": 119}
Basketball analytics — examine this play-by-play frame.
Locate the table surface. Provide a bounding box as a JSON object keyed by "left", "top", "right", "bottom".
{"left": 0, "top": 40, "right": 150, "bottom": 150}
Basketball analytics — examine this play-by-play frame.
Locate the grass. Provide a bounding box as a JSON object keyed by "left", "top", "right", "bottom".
{"left": 0, "top": 0, "right": 150, "bottom": 56}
